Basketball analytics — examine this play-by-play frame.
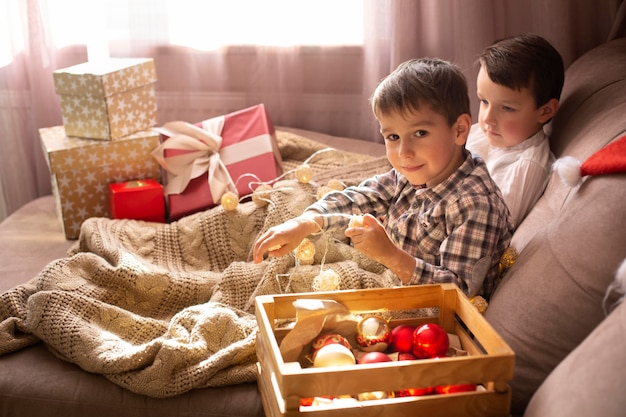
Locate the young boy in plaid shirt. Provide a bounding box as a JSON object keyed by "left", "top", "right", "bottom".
{"left": 254, "top": 58, "right": 514, "bottom": 300}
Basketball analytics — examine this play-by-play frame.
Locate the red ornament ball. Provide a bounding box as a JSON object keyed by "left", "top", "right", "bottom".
{"left": 388, "top": 324, "right": 416, "bottom": 353}
{"left": 357, "top": 351, "right": 392, "bottom": 364}
{"left": 435, "top": 384, "right": 477, "bottom": 394}
{"left": 397, "top": 352, "right": 417, "bottom": 361}
{"left": 396, "top": 386, "right": 435, "bottom": 397}
{"left": 412, "top": 323, "right": 449, "bottom": 359}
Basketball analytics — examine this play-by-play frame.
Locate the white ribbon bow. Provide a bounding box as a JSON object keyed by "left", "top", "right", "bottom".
{"left": 151, "top": 118, "right": 237, "bottom": 203}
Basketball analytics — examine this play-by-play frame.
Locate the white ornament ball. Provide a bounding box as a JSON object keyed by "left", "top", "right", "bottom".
{"left": 313, "top": 343, "right": 356, "bottom": 367}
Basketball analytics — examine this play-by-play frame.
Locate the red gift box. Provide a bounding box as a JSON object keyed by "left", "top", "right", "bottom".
{"left": 152, "top": 104, "right": 283, "bottom": 220}
{"left": 109, "top": 179, "right": 166, "bottom": 222}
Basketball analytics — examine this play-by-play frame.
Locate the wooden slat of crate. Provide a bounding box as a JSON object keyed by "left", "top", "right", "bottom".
{"left": 255, "top": 283, "right": 514, "bottom": 416}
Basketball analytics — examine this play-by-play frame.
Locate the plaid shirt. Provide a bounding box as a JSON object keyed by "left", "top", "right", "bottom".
{"left": 307, "top": 151, "right": 514, "bottom": 298}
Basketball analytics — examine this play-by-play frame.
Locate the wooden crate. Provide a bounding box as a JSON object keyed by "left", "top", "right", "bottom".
{"left": 255, "top": 283, "right": 514, "bottom": 417}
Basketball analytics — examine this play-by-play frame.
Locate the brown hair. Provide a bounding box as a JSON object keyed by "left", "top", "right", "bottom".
{"left": 479, "top": 33, "right": 564, "bottom": 107}
{"left": 371, "top": 58, "right": 471, "bottom": 126}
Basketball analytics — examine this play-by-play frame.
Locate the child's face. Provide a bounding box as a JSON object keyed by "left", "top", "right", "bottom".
{"left": 476, "top": 66, "right": 553, "bottom": 148}
{"left": 377, "top": 106, "right": 468, "bottom": 188}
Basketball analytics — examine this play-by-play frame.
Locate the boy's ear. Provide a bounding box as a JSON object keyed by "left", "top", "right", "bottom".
{"left": 454, "top": 113, "right": 472, "bottom": 145}
{"left": 539, "top": 98, "right": 559, "bottom": 123}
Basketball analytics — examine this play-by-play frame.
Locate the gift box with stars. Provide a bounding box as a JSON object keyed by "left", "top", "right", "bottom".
{"left": 39, "top": 125, "right": 162, "bottom": 239}
{"left": 53, "top": 58, "right": 158, "bottom": 141}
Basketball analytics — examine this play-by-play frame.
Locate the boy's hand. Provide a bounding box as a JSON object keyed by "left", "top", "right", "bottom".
{"left": 253, "top": 216, "right": 321, "bottom": 263}
{"left": 345, "top": 214, "right": 397, "bottom": 263}
{"left": 345, "top": 214, "right": 416, "bottom": 284}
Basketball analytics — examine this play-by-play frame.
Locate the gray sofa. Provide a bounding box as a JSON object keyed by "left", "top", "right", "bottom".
{"left": 485, "top": 36, "right": 626, "bottom": 416}
{"left": 0, "top": 37, "right": 624, "bottom": 417}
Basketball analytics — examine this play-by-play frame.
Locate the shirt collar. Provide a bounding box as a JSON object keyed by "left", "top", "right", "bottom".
{"left": 412, "top": 150, "right": 475, "bottom": 197}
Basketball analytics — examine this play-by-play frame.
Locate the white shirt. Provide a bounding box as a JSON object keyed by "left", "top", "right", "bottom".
{"left": 466, "top": 123, "right": 555, "bottom": 227}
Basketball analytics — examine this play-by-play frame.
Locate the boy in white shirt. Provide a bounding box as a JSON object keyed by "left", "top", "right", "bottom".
{"left": 467, "top": 33, "right": 564, "bottom": 227}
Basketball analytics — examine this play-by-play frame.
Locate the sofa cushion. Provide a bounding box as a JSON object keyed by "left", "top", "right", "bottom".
{"left": 524, "top": 292, "right": 626, "bottom": 417}
{"left": 484, "top": 37, "right": 626, "bottom": 415}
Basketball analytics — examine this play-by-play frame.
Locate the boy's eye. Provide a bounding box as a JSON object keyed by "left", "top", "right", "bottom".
{"left": 385, "top": 133, "right": 400, "bottom": 141}
{"left": 502, "top": 106, "right": 515, "bottom": 112}
{"left": 414, "top": 130, "right": 428, "bottom": 138}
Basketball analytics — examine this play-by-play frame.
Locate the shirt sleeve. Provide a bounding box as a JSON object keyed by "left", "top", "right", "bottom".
{"left": 305, "top": 169, "right": 399, "bottom": 232}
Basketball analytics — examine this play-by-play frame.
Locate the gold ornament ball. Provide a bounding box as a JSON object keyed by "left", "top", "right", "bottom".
{"left": 469, "top": 296, "right": 488, "bottom": 314}
{"left": 295, "top": 164, "right": 313, "bottom": 183}
{"left": 220, "top": 191, "right": 239, "bottom": 211}
{"left": 500, "top": 247, "right": 519, "bottom": 269}
{"left": 252, "top": 183, "right": 273, "bottom": 207}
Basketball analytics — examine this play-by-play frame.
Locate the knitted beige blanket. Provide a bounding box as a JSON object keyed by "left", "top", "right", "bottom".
{"left": 0, "top": 131, "right": 393, "bottom": 398}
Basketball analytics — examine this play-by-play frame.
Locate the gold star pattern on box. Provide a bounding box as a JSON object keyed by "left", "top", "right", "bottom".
{"left": 40, "top": 125, "right": 162, "bottom": 239}
{"left": 53, "top": 58, "right": 158, "bottom": 141}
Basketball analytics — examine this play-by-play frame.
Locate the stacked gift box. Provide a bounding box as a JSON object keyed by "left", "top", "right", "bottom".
{"left": 41, "top": 57, "right": 163, "bottom": 239}
{"left": 42, "top": 57, "right": 283, "bottom": 239}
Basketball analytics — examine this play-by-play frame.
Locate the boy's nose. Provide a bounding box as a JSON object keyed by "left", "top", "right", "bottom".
{"left": 398, "top": 138, "right": 414, "bottom": 156}
{"left": 481, "top": 108, "right": 496, "bottom": 127}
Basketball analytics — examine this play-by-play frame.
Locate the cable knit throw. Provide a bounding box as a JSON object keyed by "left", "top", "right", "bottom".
{"left": 0, "top": 131, "right": 394, "bottom": 398}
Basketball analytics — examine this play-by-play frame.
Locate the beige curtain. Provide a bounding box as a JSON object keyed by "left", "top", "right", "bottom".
{"left": 0, "top": 0, "right": 624, "bottom": 221}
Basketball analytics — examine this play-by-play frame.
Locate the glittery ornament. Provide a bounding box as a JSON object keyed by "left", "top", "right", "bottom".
{"left": 220, "top": 191, "right": 239, "bottom": 211}
{"left": 312, "top": 269, "right": 340, "bottom": 291}
{"left": 469, "top": 296, "right": 488, "bottom": 314}
{"left": 498, "top": 247, "right": 519, "bottom": 274}
{"left": 295, "top": 163, "right": 313, "bottom": 183}
{"left": 252, "top": 183, "right": 273, "bottom": 207}
{"left": 356, "top": 315, "right": 391, "bottom": 352}
{"left": 294, "top": 238, "right": 315, "bottom": 264}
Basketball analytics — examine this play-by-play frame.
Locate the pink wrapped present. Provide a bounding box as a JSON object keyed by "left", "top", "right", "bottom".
{"left": 152, "top": 104, "right": 283, "bottom": 220}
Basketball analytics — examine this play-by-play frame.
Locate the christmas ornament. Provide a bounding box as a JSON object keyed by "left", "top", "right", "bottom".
{"left": 388, "top": 324, "right": 416, "bottom": 353}
{"left": 553, "top": 134, "right": 626, "bottom": 187}
{"left": 412, "top": 323, "right": 449, "bottom": 359}
{"left": 357, "top": 391, "right": 389, "bottom": 401}
{"left": 312, "top": 269, "right": 340, "bottom": 291}
{"left": 498, "top": 246, "right": 518, "bottom": 275}
{"left": 435, "top": 384, "right": 477, "bottom": 394}
{"left": 357, "top": 351, "right": 392, "bottom": 364}
{"left": 251, "top": 183, "right": 273, "bottom": 207}
{"left": 220, "top": 191, "right": 239, "bottom": 211}
{"left": 469, "top": 296, "right": 488, "bottom": 314}
{"left": 295, "top": 163, "right": 313, "bottom": 184}
{"left": 310, "top": 333, "right": 352, "bottom": 363}
{"left": 396, "top": 386, "right": 434, "bottom": 397}
{"left": 313, "top": 343, "right": 356, "bottom": 367}
{"left": 398, "top": 352, "right": 417, "bottom": 361}
{"left": 294, "top": 238, "right": 316, "bottom": 265}
{"left": 356, "top": 315, "right": 391, "bottom": 352}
